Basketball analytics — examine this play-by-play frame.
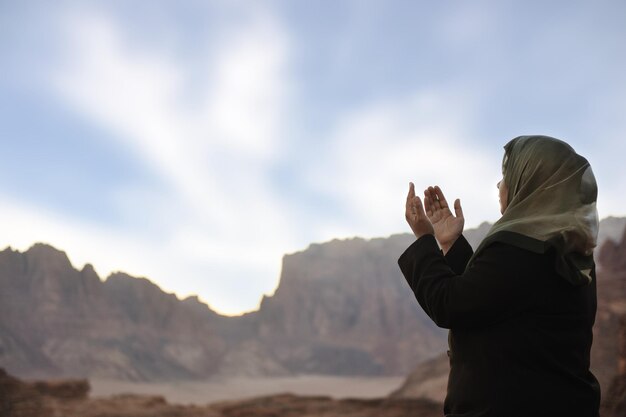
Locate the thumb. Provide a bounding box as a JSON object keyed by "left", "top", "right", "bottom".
{"left": 454, "top": 198, "right": 464, "bottom": 218}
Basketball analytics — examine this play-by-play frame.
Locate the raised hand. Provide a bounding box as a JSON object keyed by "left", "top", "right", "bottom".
{"left": 405, "top": 182, "right": 434, "bottom": 239}
{"left": 423, "top": 185, "right": 464, "bottom": 250}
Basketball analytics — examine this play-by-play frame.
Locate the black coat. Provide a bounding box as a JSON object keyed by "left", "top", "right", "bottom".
{"left": 398, "top": 233, "right": 601, "bottom": 417}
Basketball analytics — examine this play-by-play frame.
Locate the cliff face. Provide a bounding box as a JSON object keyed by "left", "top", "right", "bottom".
{"left": 253, "top": 234, "right": 447, "bottom": 376}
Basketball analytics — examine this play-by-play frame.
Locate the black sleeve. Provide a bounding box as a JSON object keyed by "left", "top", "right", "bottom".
{"left": 443, "top": 234, "right": 474, "bottom": 275}
{"left": 398, "top": 233, "right": 540, "bottom": 330}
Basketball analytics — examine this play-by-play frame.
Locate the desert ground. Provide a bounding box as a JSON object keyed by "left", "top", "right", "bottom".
{"left": 89, "top": 374, "right": 407, "bottom": 405}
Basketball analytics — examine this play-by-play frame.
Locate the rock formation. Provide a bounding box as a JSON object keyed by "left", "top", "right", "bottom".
{"left": 600, "top": 315, "right": 626, "bottom": 417}
{"left": 0, "top": 367, "right": 52, "bottom": 417}
{"left": 252, "top": 233, "right": 447, "bottom": 376}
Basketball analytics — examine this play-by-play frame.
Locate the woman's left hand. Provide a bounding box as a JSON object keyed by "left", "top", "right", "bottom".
{"left": 405, "top": 182, "right": 435, "bottom": 239}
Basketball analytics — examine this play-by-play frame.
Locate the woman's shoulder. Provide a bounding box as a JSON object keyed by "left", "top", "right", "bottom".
{"left": 480, "top": 230, "right": 552, "bottom": 254}
{"left": 477, "top": 238, "right": 554, "bottom": 269}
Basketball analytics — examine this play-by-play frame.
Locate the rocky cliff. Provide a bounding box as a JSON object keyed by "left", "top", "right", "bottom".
{"left": 251, "top": 233, "right": 448, "bottom": 376}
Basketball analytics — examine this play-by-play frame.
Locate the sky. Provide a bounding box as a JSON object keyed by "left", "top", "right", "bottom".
{"left": 0, "top": 0, "right": 625, "bottom": 316}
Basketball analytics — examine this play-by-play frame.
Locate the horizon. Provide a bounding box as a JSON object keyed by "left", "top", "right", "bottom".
{"left": 1, "top": 1, "right": 625, "bottom": 315}
{"left": 4, "top": 213, "right": 624, "bottom": 317}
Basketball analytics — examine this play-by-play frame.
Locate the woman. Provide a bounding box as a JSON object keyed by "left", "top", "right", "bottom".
{"left": 398, "top": 135, "right": 601, "bottom": 417}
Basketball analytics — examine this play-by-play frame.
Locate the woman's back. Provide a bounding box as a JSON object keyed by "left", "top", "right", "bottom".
{"left": 398, "top": 233, "right": 601, "bottom": 417}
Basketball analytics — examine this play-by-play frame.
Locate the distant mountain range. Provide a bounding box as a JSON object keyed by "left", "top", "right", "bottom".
{"left": 0, "top": 216, "right": 624, "bottom": 384}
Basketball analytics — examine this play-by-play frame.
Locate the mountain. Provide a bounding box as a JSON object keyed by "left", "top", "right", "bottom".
{"left": 250, "top": 233, "right": 450, "bottom": 376}
{"left": 0, "top": 217, "right": 624, "bottom": 382}
{"left": 0, "top": 233, "right": 447, "bottom": 380}
{"left": 0, "top": 243, "right": 230, "bottom": 380}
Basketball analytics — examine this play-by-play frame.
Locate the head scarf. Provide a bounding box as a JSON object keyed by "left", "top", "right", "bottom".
{"left": 465, "top": 135, "right": 599, "bottom": 286}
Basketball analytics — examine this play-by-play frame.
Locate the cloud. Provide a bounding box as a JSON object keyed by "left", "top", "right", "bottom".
{"left": 44, "top": 8, "right": 297, "bottom": 315}
{"left": 203, "top": 13, "right": 291, "bottom": 159}
{"left": 301, "top": 88, "right": 505, "bottom": 243}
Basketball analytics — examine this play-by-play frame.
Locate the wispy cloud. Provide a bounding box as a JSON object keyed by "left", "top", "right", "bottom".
{"left": 42, "top": 8, "right": 297, "bottom": 315}
{"left": 301, "top": 88, "right": 503, "bottom": 243}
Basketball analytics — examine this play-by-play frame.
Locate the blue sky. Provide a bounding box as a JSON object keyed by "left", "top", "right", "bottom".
{"left": 1, "top": 0, "right": 625, "bottom": 315}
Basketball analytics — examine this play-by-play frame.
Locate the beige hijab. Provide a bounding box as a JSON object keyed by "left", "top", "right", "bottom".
{"left": 465, "top": 135, "right": 599, "bottom": 286}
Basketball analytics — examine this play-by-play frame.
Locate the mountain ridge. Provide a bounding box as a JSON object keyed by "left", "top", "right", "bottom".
{"left": 0, "top": 216, "right": 624, "bottom": 382}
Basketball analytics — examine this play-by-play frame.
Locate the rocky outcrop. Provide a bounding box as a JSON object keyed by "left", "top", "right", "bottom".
{"left": 0, "top": 369, "right": 88, "bottom": 415}
{"left": 29, "top": 378, "right": 90, "bottom": 401}
{"left": 387, "top": 351, "right": 448, "bottom": 403}
{"left": 0, "top": 368, "right": 52, "bottom": 417}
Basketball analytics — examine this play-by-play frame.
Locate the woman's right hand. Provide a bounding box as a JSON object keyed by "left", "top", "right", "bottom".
{"left": 423, "top": 185, "right": 464, "bottom": 251}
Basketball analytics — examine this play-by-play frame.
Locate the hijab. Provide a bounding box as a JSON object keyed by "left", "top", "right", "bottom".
{"left": 464, "top": 135, "right": 599, "bottom": 286}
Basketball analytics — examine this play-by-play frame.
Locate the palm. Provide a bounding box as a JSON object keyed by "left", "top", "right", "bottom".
{"left": 430, "top": 207, "right": 463, "bottom": 244}
{"left": 423, "top": 186, "right": 464, "bottom": 246}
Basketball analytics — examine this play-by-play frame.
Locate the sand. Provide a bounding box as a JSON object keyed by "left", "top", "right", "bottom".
{"left": 90, "top": 374, "right": 407, "bottom": 406}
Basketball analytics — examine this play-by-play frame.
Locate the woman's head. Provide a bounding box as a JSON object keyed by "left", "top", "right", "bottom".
{"left": 494, "top": 135, "right": 598, "bottom": 254}
{"left": 466, "top": 134, "right": 600, "bottom": 286}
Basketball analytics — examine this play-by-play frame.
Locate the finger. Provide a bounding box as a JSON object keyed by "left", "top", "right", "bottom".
{"left": 434, "top": 185, "right": 449, "bottom": 209}
{"left": 454, "top": 198, "right": 464, "bottom": 219}
{"left": 424, "top": 188, "right": 435, "bottom": 211}
{"left": 424, "top": 187, "right": 435, "bottom": 211}
{"left": 423, "top": 194, "right": 433, "bottom": 217}
{"left": 428, "top": 186, "right": 442, "bottom": 210}
{"left": 406, "top": 182, "right": 415, "bottom": 212}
